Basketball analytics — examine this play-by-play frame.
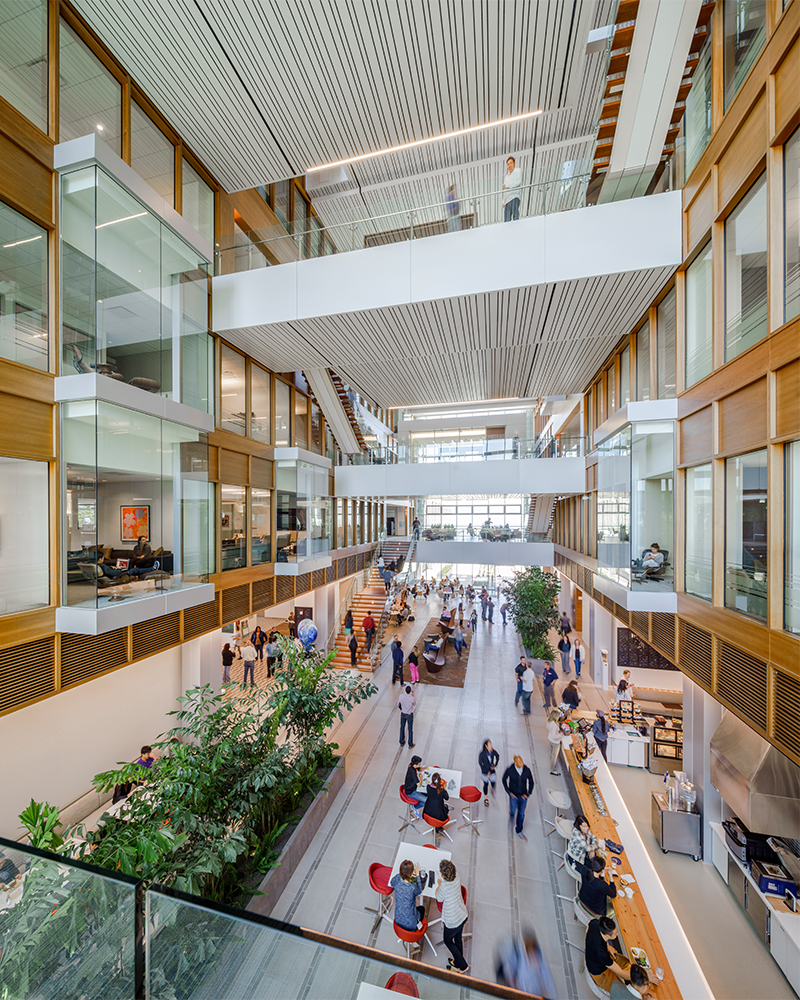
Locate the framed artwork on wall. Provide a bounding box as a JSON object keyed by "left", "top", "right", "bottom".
{"left": 121, "top": 505, "right": 150, "bottom": 542}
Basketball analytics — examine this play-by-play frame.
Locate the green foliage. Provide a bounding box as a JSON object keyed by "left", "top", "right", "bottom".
{"left": 18, "top": 799, "right": 63, "bottom": 852}
{"left": 503, "top": 565, "right": 561, "bottom": 661}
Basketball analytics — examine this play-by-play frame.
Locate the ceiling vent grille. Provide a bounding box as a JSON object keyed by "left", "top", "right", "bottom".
{"left": 716, "top": 640, "right": 768, "bottom": 733}
{"left": 312, "top": 569, "right": 325, "bottom": 590}
{"left": 677, "top": 619, "right": 712, "bottom": 690}
{"left": 631, "top": 611, "right": 649, "bottom": 640}
{"left": 296, "top": 572, "right": 311, "bottom": 595}
{"left": 221, "top": 585, "right": 250, "bottom": 625}
{"left": 61, "top": 630, "right": 127, "bottom": 688}
{"left": 131, "top": 612, "right": 181, "bottom": 661}
{"left": 772, "top": 670, "right": 800, "bottom": 760}
{"left": 650, "top": 613, "right": 676, "bottom": 660}
{"left": 252, "top": 577, "right": 275, "bottom": 614}
{"left": 276, "top": 576, "right": 294, "bottom": 604}
{"left": 0, "top": 637, "right": 56, "bottom": 712}
{"left": 183, "top": 598, "right": 219, "bottom": 640}
{"left": 612, "top": 601, "right": 627, "bottom": 622}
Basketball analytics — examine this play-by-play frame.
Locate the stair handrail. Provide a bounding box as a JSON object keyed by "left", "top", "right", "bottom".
{"left": 324, "top": 542, "right": 382, "bottom": 652}
{"left": 368, "top": 535, "right": 417, "bottom": 670}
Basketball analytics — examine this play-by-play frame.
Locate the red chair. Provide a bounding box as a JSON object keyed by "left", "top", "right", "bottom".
{"left": 394, "top": 917, "right": 435, "bottom": 959}
{"left": 458, "top": 785, "right": 483, "bottom": 836}
{"left": 384, "top": 972, "right": 420, "bottom": 996}
{"left": 423, "top": 812, "right": 454, "bottom": 846}
{"left": 398, "top": 786, "right": 421, "bottom": 833}
{"left": 364, "top": 862, "right": 394, "bottom": 933}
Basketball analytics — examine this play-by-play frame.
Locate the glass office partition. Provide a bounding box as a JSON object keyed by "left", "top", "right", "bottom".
{"left": 59, "top": 17, "right": 122, "bottom": 154}
{"left": 275, "top": 379, "right": 291, "bottom": 446}
{"left": 220, "top": 484, "right": 247, "bottom": 570}
{"left": 725, "top": 174, "right": 767, "bottom": 360}
{"left": 657, "top": 290, "right": 676, "bottom": 399}
{"left": 251, "top": 488, "right": 271, "bottom": 566}
{"left": 219, "top": 343, "right": 246, "bottom": 435}
{"left": 0, "top": 457, "right": 49, "bottom": 615}
{"left": 596, "top": 427, "right": 632, "bottom": 588}
{"left": 785, "top": 441, "right": 800, "bottom": 633}
{"left": 0, "top": 0, "right": 48, "bottom": 133}
{"left": 620, "top": 345, "right": 631, "bottom": 406}
{"left": 310, "top": 400, "right": 323, "bottom": 453}
{"left": 685, "top": 32, "right": 712, "bottom": 177}
{"left": 0, "top": 199, "right": 48, "bottom": 370}
{"left": 686, "top": 243, "right": 713, "bottom": 388}
{"left": 786, "top": 128, "right": 800, "bottom": 323}
{"left": 251, "top": 363, "right": 271, "bottom": 443}
{"left": 131, "top": 100, "right": 174, "bottom": 206}
{"left": 636, "top": 321, "right": 650, "bottom": 400}
{"left": 295, "top": 393, "right": 309, "bottom": 450}
{"left": 725, "top": 449, "right": 768, "bottom": 619}
{"left": 685, "top": 464, "right": 713, "bottom": 601}
{"left": 182, "top": 158, "right": 214, "bottom": 245}
{"left": 724, "top": 0, "right": 766, "bottom": 109}
{"left": 276, "top": 460, "right": 331, "bottom": 564}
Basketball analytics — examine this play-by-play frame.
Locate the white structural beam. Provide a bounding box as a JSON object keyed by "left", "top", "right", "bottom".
{"left": 415, "top": 540, "right": 555, "bottom": 567}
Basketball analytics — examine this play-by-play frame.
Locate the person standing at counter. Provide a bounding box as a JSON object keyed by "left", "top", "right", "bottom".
{"left": 585, "top": 916, "right": 632, "bottom": 993}
{"left": 592, "top": 710, "right": 609, "bottom": 761}
{"left": 546, "top": 710, "right": 563, "bottom": 776}
{"left": 616, "top": 679, "right": 632, "bottom": 702}
{"left": 622, "top": 669, "right": 636, "bottom": 700}
{"left": 580, "top": 856, "right": 617, "bottom": 918}
{"left": 567, "top": 814, "right": 600, "bottom": 872}
{"left": 520, "top": 661, "right": 535, "bottom": 715}
{"left": 561, "top": 679, "right": 581, "bottom": 716}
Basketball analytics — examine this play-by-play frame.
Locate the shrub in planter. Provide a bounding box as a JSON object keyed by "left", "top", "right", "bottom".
{"left": 502, "top": 566, "right": 561, "bottom": 662}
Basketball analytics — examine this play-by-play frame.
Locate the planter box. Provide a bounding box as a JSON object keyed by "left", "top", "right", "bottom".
{"left": 246, "top": 756, "right": 346, "bottom": 917}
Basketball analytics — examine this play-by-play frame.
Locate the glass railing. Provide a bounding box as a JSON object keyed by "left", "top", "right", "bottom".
{"left": 340, "top": 436, "right": 584, "bottom": 465}
{"left": 419, "top": 527, "right": 552, "bottom": 543}
{"left": 215, "top": 175, "right": 591, "bottom": 274}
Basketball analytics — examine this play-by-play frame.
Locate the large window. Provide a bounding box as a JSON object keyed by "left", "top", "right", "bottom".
{"left": 597, "top": 428, "right": 632, "bottom": 588}
{"left": 636, "top": 321, "right": 650, "bottom": 401}
{"left": 59, "top": 18, "right": 121, "bottom": 155}
{"left": 182, "top": 159, "right": 214, "bottom": 246}
{"left": 786, "top": 442, "right": 800, "bottom": 634}
{"left": 620, "top": 346, "right": 631, "bottom": 407}
{"left": 725, "top": 174, "right": 767, "bottom": 360}
{"left": 275, "top": 380, "right": 291, "bottom": 447}
{"left": 276, "top": 460, "right": 331, "bottom": 564}
{"left": 0, "top": 0, "right": 48, "bottom": 133}
{"left": 310, "top": 401, "right": 323, "bottom": 454}
{"left": 0, "top": 456, "right": 48, "bottom": 615}
{"left": 685, "top": 243, "right": 713, "bottom": 387}
{"left": 250, "top": 364, "right": 271, "bottom": 443}
{"left": 251, "top": 488, "right": 271, "bottom": 566}
{"left": 657, "top": 290, "right": 676, "bottom": 398}
{"left": 219, "top": 344, "right": 246, "bottom": 435}
{"left": 0, "top": 201, "right": 48, "bottom": 370}
{"left": 631, "top": 423, "right": 674, "bottom": 591}
{"left": 724, "top": 0, "right": 767, "bottom": 110}
{"left": 220, "top": 484, "right": 246, "bottom": 571}
{"left": 785, "top": 128, "right": 800, "bottom": 323}
{"left": 294, "top": 393, "right": 309, "bottom": 450}
{"left": 685, "top": 32, "right": 712, "bottom": 177}
{"left": 131, "top": 101, "right": 174, "bottom": 207}
{"left": 725, "top": 449, "right": 768, "bottom": 619}
{"left": 685, "top": 464, "right": 713, "bottom": 601}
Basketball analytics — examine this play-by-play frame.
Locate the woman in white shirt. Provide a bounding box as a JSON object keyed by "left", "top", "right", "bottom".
{"left": 435, "top": 859, "right": 470, "bottom": 973}
{"left": 616, "top": 679, "right": 632, "bottom": 702}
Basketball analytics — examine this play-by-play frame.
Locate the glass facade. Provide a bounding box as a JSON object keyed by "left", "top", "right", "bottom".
{"left": 251, "top": 488, "right": 271, "bottom": 566}
{"left": 785, "top": 441, "right": 800, "bottom": 633}
{"left": 725, "top": 449, "right": 768, "bottom": 619}
{"left": 636, "top": 321, "right": 650, "bottom": 400}
{"left": 275, "top": 379, "right": 291, "bottom": 447}
{"left": 275, "top": 460, "right": 331, "bottom": 564}
{"left": 59, "top": 18, "right": 122, "bottom": 155}
{"left": 250, "top": 363, "right": 271, "bottom": 443}
{"left": 786, "top": 128, "right": 800, "bottom": 323}
{"left": 685, "top": 463, "right": 713, "bottom": 601}
{"left": 0, "top": 200, "right": 48, "bottom": 369}
{"left": 0, "top": 456, "right": 48, "bottom": 615}
{"left": 724, "top": 0, "right": 767, "bottom": 110}
{"left": 220, "top": 344, "right": 246, "bottom": 435}
{"left": 131, "top": 101, "right": 174, "bottom": 207}
{"left": 0, "top": 0, "right": 48, "bottom": 133}
{"left": 685, "top": 243, "right": 713, "bottom": 387}
{"left": 725, "top": 173, "right": 768, "bottom": 360}
{"left": 63, "top": 399, "right": 212, "bottom": 607}
{"left": 656, "top": 290, "right": 676, "bottom": 398}
{"left": 620, "top": 345, "right": 631, "bottom": 406}
{"left": 685, "top": 32, "right": 713, "bottom": 177}
{"left": 220, "top": 484, "right": 246, "bottom": 571}
{"left": 182, "top": 158, "right": 214, "bottom": 245}
{"left": 60, "top": 166, "right": 212, "bottom": 410}
{"left": 597, "top": 427, "right": 632, "bottom": 588}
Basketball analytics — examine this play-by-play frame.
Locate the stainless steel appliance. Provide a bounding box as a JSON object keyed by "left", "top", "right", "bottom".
{"left": 651, "top": 792, "right": 701, "bottom": 861}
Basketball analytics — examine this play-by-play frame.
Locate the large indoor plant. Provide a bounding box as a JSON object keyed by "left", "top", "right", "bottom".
{"left": 502, "top": 565, "right": 561, "bottom": 662}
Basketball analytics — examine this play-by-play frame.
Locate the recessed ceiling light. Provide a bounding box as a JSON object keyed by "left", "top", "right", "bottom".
{"left": 96, "top": 124, "right": 104, "bottom": 131}
{"left": 306, "top": 109, "right": 543, "bottom": 172}
{"left": 95, "top": 212, "right": 147, "bottom": 229}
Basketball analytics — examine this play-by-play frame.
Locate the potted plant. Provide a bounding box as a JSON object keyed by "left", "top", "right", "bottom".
{"left": 502, "top": 566, "right": 561, "bottom": 671}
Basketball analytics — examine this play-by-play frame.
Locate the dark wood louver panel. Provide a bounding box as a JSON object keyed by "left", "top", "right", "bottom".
{"left": 296, "top": 572, "right": 311, "bottom": 595}
{"left": 677, "top": 620, "right": 713, "bottom": 690}
{"left": 131, "top": 613, "right": 181, "bottom": 661}
{"left": 716, "top": 640, "right": 768, "bottom": 733}
{"left": 612, "top": 601, "right": 628, "bottom": 623}
{"left": 0, "top": 637, "right": 56, "bottom": 712}
{"left": 329, "top": 560, "right": 338, "bottom": 580}
{"left": 275, "top": 576, "right": 294, "bottom": 604}
{"left": 347, "top": 556, "right": 356, "bottom": 576}
{"left": 183, "top": 597, "right": 220, "bottom": 640}
{"left": 337, "top": 557, "right": 348, "bottom": 579}
{"left": 650, "top": 613, "right": 676, "bottom": 661}
{"left": 630, "top": 611, "right": 650, "bottom": 641}
{"left": 772, "top": 670, "right": 800, "bottom": 759}
{"left": 357, "top": 552, "right": 365, "bottom": 571}
{"left": 312, "top": 569, "right": 325, "bottom": 590}
{"left": 221, "top": 585, "right": 250, "bottom": 625}
{"left": 61, "top": 630, "right": 127, "bottom": 689}
{"left": 251, "top": 577, "right": 275, "bottom": 614}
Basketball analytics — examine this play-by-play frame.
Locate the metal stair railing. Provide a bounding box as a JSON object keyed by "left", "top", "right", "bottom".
{"left": 368, "top": 535, "right": 417, "bottom": 670}
{"left": 324, "top": 542, "right": 382, "bottom": 653}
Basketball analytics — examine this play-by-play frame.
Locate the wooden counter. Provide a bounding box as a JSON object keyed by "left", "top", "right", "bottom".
{"left": 564, "top": 739, "right": 709, "bottom": 1000}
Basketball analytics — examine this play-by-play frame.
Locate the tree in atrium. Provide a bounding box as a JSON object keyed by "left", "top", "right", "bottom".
{"left": 503, "top": 565, "right": 561, "bottom": 662}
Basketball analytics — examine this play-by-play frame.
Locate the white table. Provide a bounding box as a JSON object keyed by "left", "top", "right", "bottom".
{"left": 419, "top": 766, "right": 462, "bottom": 796}
{"left": 390, "top": 841, "right": 451, "bottom": 899}
{"left": 357, "top": 984, "right": 401, "bottom": 999}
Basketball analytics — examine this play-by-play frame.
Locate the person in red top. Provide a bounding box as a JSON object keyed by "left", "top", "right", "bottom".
{"left": 362, "top": 614, "right": 376, "bottom": 653}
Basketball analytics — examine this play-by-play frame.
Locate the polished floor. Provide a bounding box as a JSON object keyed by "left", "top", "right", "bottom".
{"left": 270, "top": 589, "right": 796, "bottom": 1000}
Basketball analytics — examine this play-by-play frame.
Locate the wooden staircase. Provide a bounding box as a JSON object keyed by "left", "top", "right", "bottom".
{"left": 329, "top": 567, "right": 388, "bottom": 670}
{"left": 381, "top": 538, "right": 411, "bottom": 570}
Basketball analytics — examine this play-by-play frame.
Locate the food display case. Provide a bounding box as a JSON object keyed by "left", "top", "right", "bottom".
{"left": 649, "top": 721, "right": 683, "bottom": 775}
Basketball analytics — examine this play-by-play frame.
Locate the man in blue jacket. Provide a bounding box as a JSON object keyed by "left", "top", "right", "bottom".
{"left": 542, "top": 663, "right": 559, "bottom": 709}
{"left": 392, "top": 640, "right": 405, "bottom": 686}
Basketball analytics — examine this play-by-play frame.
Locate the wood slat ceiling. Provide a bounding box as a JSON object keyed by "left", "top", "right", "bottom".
{"left": 218, "top": 265, "right": 675, "bottom": 407}
{"left": 70, "top": 0, "right": 611, "bottom": 193}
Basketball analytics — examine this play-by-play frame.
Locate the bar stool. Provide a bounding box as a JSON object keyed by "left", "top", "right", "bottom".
{"left": 384, "top": 972, "right": 420, "bottom": 996}
{"left": 394, "top": 917, "right": 435, "bottom": 959}
{"left": 545, "top": 788, "right": 570, "bottom": 836}
{"left": 585, "top": 963, "right": 612, "bottom": 999}
{"left": 364, "top": 862, "right": 394, "bottom": 933}
{"left": 398, "top": 786, "right": 421, "bottom": 833}
{"left": 550, "top": 816, "right": 573, "bottom": 871}
{"left": 423, "top": 813, "right": 454, "bottom": 846}
{"left": 458, "top": 786, "right": 483, "bottom": 836}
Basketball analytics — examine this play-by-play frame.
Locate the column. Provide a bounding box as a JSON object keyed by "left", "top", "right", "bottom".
{"left": 181, "top": 631, "right": 222, "bottom": 697}
{"left": 681, "top": 677, "right": 724, "bottom": 862}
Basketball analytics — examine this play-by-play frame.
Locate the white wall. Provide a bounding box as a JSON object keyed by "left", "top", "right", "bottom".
{"left": 213, "top": 191, "right": 682, "bottom": 329}
{"left": 415, "top": 540, "right": 554, "bottom": 566}
{"left": 0, "top": 648, "right": 184, "bottom": 837}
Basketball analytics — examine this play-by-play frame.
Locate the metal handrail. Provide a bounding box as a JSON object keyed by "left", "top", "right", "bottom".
{"left": 323, "top": 541, "right": 383, "bottom": 653}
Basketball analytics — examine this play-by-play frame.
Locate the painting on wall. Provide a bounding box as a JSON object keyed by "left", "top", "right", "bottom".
{"left": 120, "top": 505, "right": 150, "bottom": 542}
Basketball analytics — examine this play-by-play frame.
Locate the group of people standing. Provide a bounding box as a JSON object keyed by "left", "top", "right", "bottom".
{"left": 221, "top": 625, "right": 282, "bottom": 686}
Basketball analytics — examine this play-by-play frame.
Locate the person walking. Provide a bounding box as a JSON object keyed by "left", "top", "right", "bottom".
{"left": 347, "top": 631, "right": 358, "bottom": 667}
{"left": 514, "top": 657, "right": 527, "bottom": 707}
{"left": 412, "top": 516, "right": 421, "bottom": 539}
{"left": 363, "top": 613, "right": 376, "bottom": 653}
{"left": 593, "top": 710, "right": 609, "bottom": 760}
{"left": 470, "top": 608, "right": 478, "bottom": 631}
{"left": 487, "top": 598, "right": 495, "bottom": 624}
{"left": 496, "top": 931, "right": 557, "bottom": 997}
{"left": 250, "top": 626, "right": 267, "bottom": 661}
{"left": 408, "top": 646, "right": 420, "bottom": 684}
{"left": 398, "top": 684, "right": 416, "bottom": 748}
{"left": 558, "top": 635, "right": 572, "bottom": 674}
{"left": 287, "top": 611, "right": 296, "bottom": 637}
{"left": 377, "top": 553, "right": 385, "bottom": 579}
{"left": 392, "top": 639, "right": 405, "bottom": 686}
{"left": 445, "top": 185, "right": 461, "bottom": 234}
{"left": 479, "top": 738, "right": 499, "bottom": 806}
{"left": 560, "top": 612, "right": 572, "bottom": 637}
{"left": 502, "top": 755, "right": 534, "bottom": 841}
{"left": 221, "top": 642, "right": 234, "bottom": 684}
{"left": 384, "top": 568, "right": 394, "bottom": 594}
{"left": 265, "top": 634, "right": 279, "bottom": 678}
{"left": 542, "top": 662, "right": 558, "bottom": 709}
{"left": 343, "top": 609, "right": 354, "bottom": 634}
{"left": 242, "top": 641, "right": 256, "bottom": 687}
{"left": 502, "top": 156, "right": 522, "bottom": 221}
{"left": 547, "top": 710, "right": 563, "bottom": 776}
{"left": 457, "top": 601, "right": 464, "bottom": 627}
{"left": 520, "top": 661, "right": 535, "bottom": 715}
{"left": 500, "top": 601, "right": 508, "bottom": 625}
{"left": 453, "top": 623, "right": 466, "bottom": 658}
{"left": 436, "top": 859, "right": 470, "bottom": 973}
{"left": 574, "top": 639, "right": 583, "bottom": 678}
{"left": 481, "top": 592, "right": 488, "bottom": 621}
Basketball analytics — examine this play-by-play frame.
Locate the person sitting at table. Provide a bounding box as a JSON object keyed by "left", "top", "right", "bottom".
{"left": 641, "top": 542, "right": 664, "bottom": 579}
{"left": 403, "top": 755, "right": 427, "bottom": 816}
{"left": 579, "top": 856, "right": 617, "bottom": 919}
{"left": 390, "top": 859, "right": 425, "bottom": 932}
{"left": 567, "top": 814, "right": 600, "bottom": 873}
{"left": 439, "top": 605, "right": 452, "bottom": 626}
{"left": 611, "top": 963, "right": 653, "bottom": 1000}
{"left": 585, "top": 916, "right": 632, "bottom": 993}
{"left": 423, "top": 772, "right": 450, "bottom": 822}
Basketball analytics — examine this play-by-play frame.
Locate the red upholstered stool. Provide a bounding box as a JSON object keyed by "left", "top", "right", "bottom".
{"left": 423, "top": 812, "right": 454, "bottom": 847}
{"left": 364, "top": 862, "right": 394, "bottom": 933}
{"left": 385, "top": 972, "right": 420, "bottom": 996}
{"left": 398, "top": 786, "right": 421, "bottom": 833}
{"left": 458, "top": 785, "right": 483, "bottom": 836}
{"left": 394, "top": 917, "right": 434, "bottom": 959}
